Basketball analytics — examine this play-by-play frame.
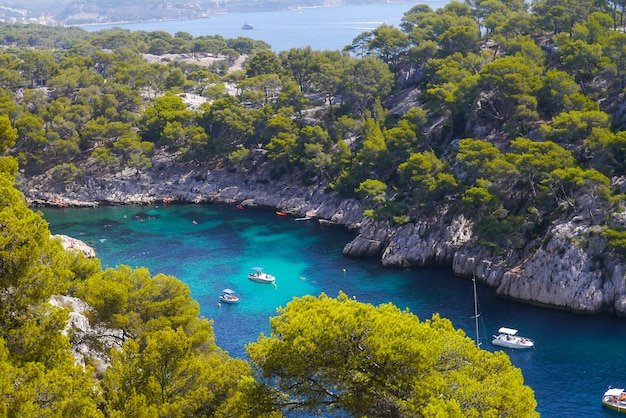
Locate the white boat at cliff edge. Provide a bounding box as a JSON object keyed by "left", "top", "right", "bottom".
{"left": 492, "top": 327, "right": 534, "bottom": 349}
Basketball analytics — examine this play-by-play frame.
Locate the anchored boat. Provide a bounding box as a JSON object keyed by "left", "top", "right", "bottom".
{"left": 248, "top": 267, "right": 276, "bottom": 284}
{"left": 219, "top": 289, "right": 239, "bottom": 304}
{"left": 602, "top": 387, "right": 626, "bottom": 413}
{"left": 491, "top": 327, "right": 534, "bottom": 349}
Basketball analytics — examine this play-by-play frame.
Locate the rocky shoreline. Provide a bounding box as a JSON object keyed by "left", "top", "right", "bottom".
{"left": 24, "top": 157, "right": 626, "bottom": 316}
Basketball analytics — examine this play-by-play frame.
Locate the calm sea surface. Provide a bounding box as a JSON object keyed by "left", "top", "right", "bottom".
{"left": 41, "top": 204, "right": 626, "bottom": 417}
{"left": 80, "top": 1, "right": 449, "bottom": 52}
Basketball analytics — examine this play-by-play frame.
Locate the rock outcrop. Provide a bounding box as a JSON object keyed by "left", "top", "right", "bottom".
{"left": 26, "top": 157, "right": 626, "bottom": 315}
{"left": 54, "top": 234, "right": 96, "bottom": 258}
{"left": 49, "top": 295, "right": 123, "bottom": 370}
{"left": 452, "top": 219, "right": 618, "bottom": 314}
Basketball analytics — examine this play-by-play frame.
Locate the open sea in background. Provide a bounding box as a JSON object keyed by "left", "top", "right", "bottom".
{"left": 41, "top": 204, "right": 626, "bottom": 417}
{"left": 80, "top": 1, "right": 449, "bottom": 52}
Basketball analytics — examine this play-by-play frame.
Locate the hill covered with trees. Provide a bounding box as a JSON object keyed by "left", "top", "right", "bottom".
{"left": 3, "top": 0, "right": 626, "bottom": 413}
{"left": 3, "top": 0, "right": 626, "bottom": 312}
{"left": 0, "top": 153, "right": 537, "bottom": 415}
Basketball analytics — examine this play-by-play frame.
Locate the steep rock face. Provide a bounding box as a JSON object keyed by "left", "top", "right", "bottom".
{"left": 342, "top": 218, "right": 389, "bottom": 258}
{"left": 453, "top": 219, "right": 626, "bottom": 315}
{"left": 495, "top": 221, "right": 606, "bottom": 313}
{"left": 343, "top": 210, "right": 626, "bottom": 314}
{"left": 381, "top": 215, "right": 473, "bottom": 267}
{"left": 610, "top": 264, "right": 626, "bottom": 313}
{"left": 343, "top": 213, "right": 474, "bottom": 267}
{"left": 49, "top": 295, "right": 123, "bottom": 370}
{"left": 26, "top": 160, "right": 626, "bottom": 315}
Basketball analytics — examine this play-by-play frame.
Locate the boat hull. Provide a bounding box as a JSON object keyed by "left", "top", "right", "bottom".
{"left": 492, "top": 337, "right": 534, "bottom": 349}
{"left": 248, "top": 273, "right": 275, "bottom": 284}
{"left": 220, "top": 296, "right": 239, "bottom": 304}
{"left": 603, "top": 388, "right": 626, "bottom": 413}
{"left": 603, "top": 400, "right": 626, "bottom": 413}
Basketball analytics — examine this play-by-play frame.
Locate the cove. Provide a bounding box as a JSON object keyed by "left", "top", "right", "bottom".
{"left": 41, "top": 203, "right": 626, "bottom": 417}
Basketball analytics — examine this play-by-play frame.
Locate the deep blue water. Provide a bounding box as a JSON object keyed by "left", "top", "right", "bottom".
{"left": 41, "top": 204, "right": 626, "bottom": 417}
{"left": 79, "top": 1, "right": 449, "bottom": 52}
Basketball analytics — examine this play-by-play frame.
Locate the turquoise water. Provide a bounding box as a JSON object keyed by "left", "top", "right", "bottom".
{"left": 41, "top": 204, "right": 626, "bottom": 417}
{"left": 80, "top": 1, "right": 449, "bottom": 52}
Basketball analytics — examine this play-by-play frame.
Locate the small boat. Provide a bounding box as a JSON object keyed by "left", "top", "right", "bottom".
{"left": 236, "top": 204, "right": 244, "bottom": 210}
{"left": 295, "top": 217, "right": 311, "bottom": 221}
{"left": 219, "top": 289, "right": 239, "bottom": 304}
{"left": 602, "top": 387, "right": 626, "bottom": 413}
{"left": 492, "top": 327, "right": 534, "bottom": 349}
{"left": 242, "top": 23, "right": 253, "bottom": 30}
{"left": 276, "top": 211, "right": 287, "bottom": 217}
{"left": 248, "top": 267, "right": 276, "bottom": 284}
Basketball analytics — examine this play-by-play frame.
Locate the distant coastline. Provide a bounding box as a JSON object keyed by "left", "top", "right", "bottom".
{"left": 73, "top": 3, "right": 371, "bottom": 28}
{"left": 76, "top": 1, "right": 428, "bottom": 52}
{"left": 1, "top": 0, "right": 416, "bottom": 27}
{"left": 73, "top": 13, "right": 228, "bottom": 28}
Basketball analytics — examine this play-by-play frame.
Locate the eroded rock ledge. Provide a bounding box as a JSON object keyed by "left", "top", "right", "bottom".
{"left": 54, "top": 234, "right": 96, "bottom": 258}
{"left": 25, "top": 159, "right": 626, "bottom": 315}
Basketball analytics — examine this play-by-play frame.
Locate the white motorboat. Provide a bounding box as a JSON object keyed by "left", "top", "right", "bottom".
{"left": 491, "top": 327, "right": 534, "bottom": 349}
{"left": 248, "top": 267, "right": 276, "bottom": 284}
{"left": 219, "top": 289, "right": 239, "bottom": 304}
{"left": 602, "top": 387, "right": 626, "bottom": 413}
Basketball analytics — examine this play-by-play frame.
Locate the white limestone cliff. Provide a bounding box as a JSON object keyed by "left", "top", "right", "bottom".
{"left": 27, "top": 157, "right": 626, "bottom": 315}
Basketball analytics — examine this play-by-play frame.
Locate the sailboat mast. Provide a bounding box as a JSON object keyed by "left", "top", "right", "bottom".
{"left": 473, "top": 278, "right": 481, "bottom": 347}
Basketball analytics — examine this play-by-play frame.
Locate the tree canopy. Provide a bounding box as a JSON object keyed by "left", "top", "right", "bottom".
{"left": 6, "top": 0, "right": 626, "bottom": 411}
{"left": 247, "top": 292, "right": 538, "bottom": 417}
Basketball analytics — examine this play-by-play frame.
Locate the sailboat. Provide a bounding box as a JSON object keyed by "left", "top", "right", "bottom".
{"left": 472, "top": 278, "right": 481, "bottom": 348}
{"left": 472, "top": 277, "right": 534, "bottom": 349}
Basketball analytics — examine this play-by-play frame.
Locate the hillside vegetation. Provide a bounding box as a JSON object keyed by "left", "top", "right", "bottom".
{"left": 3, "top": 0, "right": 626, "bottom": 260}
{"left": 1, "top": 0, "right": 626, "bottom": 413}
{"left": 0, "top": 159, "right": 537, "bottom": 415}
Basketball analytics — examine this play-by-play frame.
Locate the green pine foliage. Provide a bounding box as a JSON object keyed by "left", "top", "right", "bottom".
{"left": 1, "top": 0, "right": 624, "bottom": 254}
{"left": 0, "top": 154, "right": 254, "bottom": 415}
{"left": 6, "top": 0, "right": 626, "bottom": 411}
{"left": 247, "top": 292, "right": 538, "bottom": 417}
